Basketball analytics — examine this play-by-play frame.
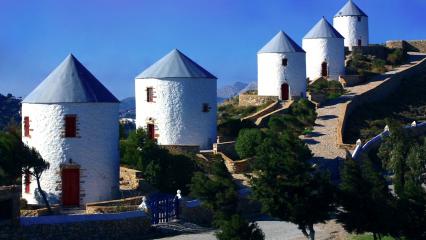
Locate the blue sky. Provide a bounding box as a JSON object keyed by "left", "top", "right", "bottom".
{"left": 0, "top": 0, "right": 425, "bottom": 99}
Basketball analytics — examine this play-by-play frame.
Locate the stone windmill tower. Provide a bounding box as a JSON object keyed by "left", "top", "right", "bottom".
{"left": 135, "top": 49, "right": 217, "bottom": 150}
{"left": 258, "top": 31, "right": 307, "bottom": 100}
{"left": 21, "top": 54, "right": 120, "bottom": 206}
{"left": 333, "top": 0, "right": 369, "bottom": 50}
{"left": 303, "top": 17, "right": 345, "bottom": 81}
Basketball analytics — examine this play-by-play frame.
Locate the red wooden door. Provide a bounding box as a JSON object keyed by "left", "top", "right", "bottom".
{"left": 147, "top": 124, "right": 155, "bottom": 140}
{"left": 321, "top": 62, "right": 328, "bottom": 77}
{"left": 62, "top": 168, "right": 80, "bottom": 206}
{"left": 281, "top": 83, "right": 289, "bottom": 100}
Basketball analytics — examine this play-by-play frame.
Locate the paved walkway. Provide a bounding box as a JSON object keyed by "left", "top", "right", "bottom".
{"left": 302, "top": 52, "right": 426, "bottom": 164}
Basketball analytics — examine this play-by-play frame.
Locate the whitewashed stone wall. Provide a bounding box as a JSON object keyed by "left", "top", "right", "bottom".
{"left": 257, "top": 52, "right": 307, "bottom": 98}
{"left": 21, "top": 103, "right": 120, "bottom": 205}
{"left": 135, "top": 77, "right": 217, "bottom": 150}
{"left": 333, "top": 15, "right": 369, "bottom": 50}
{"left": 303, "top": 38, "right": 345, "bottom": 81}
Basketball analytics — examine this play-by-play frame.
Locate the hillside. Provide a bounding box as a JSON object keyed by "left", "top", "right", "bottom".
{"left": 0, "top": 93, "right": 21, "bottom": 130}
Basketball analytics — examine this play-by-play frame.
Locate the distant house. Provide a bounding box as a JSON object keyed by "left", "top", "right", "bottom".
{"left": 333, "top": 0, "right": 369, "bottom": 50}
{"left": 303, "top": 17, "right": 345, "bottom": 81}
{"left": 135, "top": 49, "right": 217, "bottom": 150}
{"left": 257, "top": 31, "right": 307, "bottom": 100}
{"left": 21, "top": 54, "right": 120, "bottom": 206}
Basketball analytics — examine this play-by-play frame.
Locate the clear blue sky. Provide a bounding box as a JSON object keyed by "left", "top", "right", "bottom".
{"left": 0, "top": 0, "right": 425, "bottom": 99}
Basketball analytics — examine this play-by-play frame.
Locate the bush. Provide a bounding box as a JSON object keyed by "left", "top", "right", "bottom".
{"left": 308, "top": 78, "right": 345, "bottom": 100}
{"left": 387, "top": 49, "right": 406, "bottom": 66}
{"left": 218, "top": 119, "right": 256, "bottom": 139}
{"left": 235, "top": 128, "right": 264, "bottom": 159}
{"left": 120, "top": 128, "right": 196, "bottom": 194}
{"left": 371, "top": 59, "right": 387, "bottom": 73}
{"left": 216, "top": 214, "right": 264, "bottom": 240}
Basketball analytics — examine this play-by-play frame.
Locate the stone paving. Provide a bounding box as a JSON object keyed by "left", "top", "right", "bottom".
{"left": 302, "top": 52, "right": 426, "bottom": 163}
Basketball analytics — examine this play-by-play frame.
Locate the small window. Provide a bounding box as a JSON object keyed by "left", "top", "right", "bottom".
{"left": 357, "top": 16, "right": 361, "bottom": 22}
{"left": 202, "top": 103, "right": 210, "bottom": 113}
{"left": 146, "top": 87, "right": 154, "bottom": 102}
{"left": 282, "top": 58, "right": 288, "bottom": 66}
{"left": 65, "top": 115, "right": 77, "bottom": 138}
{"left": 24, "top": 116, "right": 30, "bottom": 137}
{"left": 24, "top": 172, "right": 31, "bottom": 193}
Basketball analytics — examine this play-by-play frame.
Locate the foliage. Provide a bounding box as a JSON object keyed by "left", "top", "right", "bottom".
{"left": 218, "top": 119, "right": 256, "bottom": 139}
{"left": 387, "top": 49, "right": 406, "bottom": 66}
{"left": 235, "top": 128, "right": 264, "bottom": 159}
{"left": 337, "top": 154, "right": 398, "bottom": 240}
{"left": 350, "top": 234, "right": 397, "bottom": 240}
{"left": 0, "top": 131, "right": 24, "bottom": 185}
{"left": 308, "top": 78, "right": 345, "bottom": 99}
{"left": 190, "top": 160, "right": 238, "bottom": 218}
{"left": 215, "top": 214, "right": 264, "bottom": 240}
{"left": 346, "top": 53, "right": 388, "bottom": 78}
{"left": 344, "top": 74, "right": 426, "bottom": 143}
{"left": 250, "top": 130, "right": 334, "bottom": 240}
{"left": 0, "top": 93, "right": 21, "bottom": 131}
{"left": 290, "top": 99, "right": 317, "bottom": 128}
{"left": 21, "top": 147, "right": 52, "bottom": 213}
{"left": 120, "top": 128, "right": 196, "bottom": 194}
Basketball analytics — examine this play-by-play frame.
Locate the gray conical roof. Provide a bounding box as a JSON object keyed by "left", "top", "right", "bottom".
{"left": 258, "top": 31, "right": 305, "bottom": 54}
{"left": 136, "top": 49, "right": 216, "bottom": 79}
{"left": 335, "top": 0, "right": 367, "bottom": 17}
{"left": 23, "top": 54, "right": 119, "bottom": 103}
{"left": 304, "top": 17, "right": 344, "bottom": 39}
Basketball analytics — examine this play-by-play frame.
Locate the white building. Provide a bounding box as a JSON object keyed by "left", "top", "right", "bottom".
{"left": 135, "top": 49, "right": 217, "bottom": 150}
{"left": 21, "top": 54, "right": 120, "bottom": 206}
{"left": 258, "top": 31, "right": 307, "bottom": 100}
{"left": 303, "top": 17, "right": 345, "bottom": 81}
{"left": 333, "top": 0, "right": 369, "bottom": 51}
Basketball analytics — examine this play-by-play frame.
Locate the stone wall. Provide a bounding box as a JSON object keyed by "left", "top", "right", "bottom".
{"left": 219, "top": 152, "right": 252, "bottom": 174}
{"left": 0, "top": 185, "right": 20, "bottom": 225}
{"left": 120, "top": 167, "right": 143, "bottom": 189}
{"left": 386, "top": 40, "right": 426, "bottom": 53}
{"left": 241, "top": 101, "right": 280, "bottom": 122}
{"left": 20, "top": 205, "right": 61, "bottom": 217}
{"left": 1, "top": 211, "right": 151, "bottom": 240}
{"left": 162, "top": 145, "right": 200, "bottom": 154}
{"left": 352, "top": 45, "right": 387, "bottom": 59}
{"left": 85, "top": 196, "right": 143, "bottom": 214}
{"left": 238, "top": 94, "right": 278, "bottom": 107}
{"left": 337, "top": 57, "right": 426, "bottom": 146}
{"left": 213, "top": 141, "right": 238, "bottom": 158}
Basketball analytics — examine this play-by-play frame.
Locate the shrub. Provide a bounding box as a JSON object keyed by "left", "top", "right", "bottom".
{"left": 120, "top": 128, "right": 196, "bottom": 194}
{"left": 308, "top": 78, "right": 345, "bottom": 100}
{"left": 235, "top": 128, "right": 264, "bottom": 159}
{"left": 371, "top": 59, "right": 387, "bottom": 73}
{"left": 215, "top": 214, "right": 264, "bottom": 240}
{"left": 387, "top": 49, "right": 406, "bottom": 66}
{"left": 218, "top": 119, "right": 256, "bottom": 139}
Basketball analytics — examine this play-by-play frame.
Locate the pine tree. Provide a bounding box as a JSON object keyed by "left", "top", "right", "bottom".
{"left": 250, "top": 130, "right": 334, "bottom": 240}
{"left": 215, "top": 214, "right": 264, "bottom": 240}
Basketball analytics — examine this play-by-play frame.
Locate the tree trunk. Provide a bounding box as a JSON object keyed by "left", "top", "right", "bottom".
{"left": 373, "top": 233, "right": 377, "bottom": 240}
{"left": 308, "top": 224, "right": 315, "bottom": 240}
{"left": 300, "top": 225, "right": 309, "bottom": 239}
{"left": 35, "top": 174, "right": 52, "bottom": 214}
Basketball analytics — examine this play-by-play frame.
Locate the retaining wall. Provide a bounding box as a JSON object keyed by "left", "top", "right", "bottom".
{"left": 238, "top": 94, "right": 278, "bottom": 107}
{"left": 85, "top": 196, "right": 143, "bottom": 214}
{"left": 337, "top": 57, "right": 426, "bottom": 146}
{"left": 386, "top": 40, "right": 426, "bottom": 53}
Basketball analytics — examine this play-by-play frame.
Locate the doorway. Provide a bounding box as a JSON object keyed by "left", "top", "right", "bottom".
{"left": 147, "top": 124, "right": 155, "bottom": 140}
{"left": 281, "top": 83, "right": 289, "bottom": 100}
{"left": 357, "top": 39, "right": 362, "bottom": 47}
{"left": 321, "top": 62, "right": 328, "bottom": 77}
{"left": 62, "top": 168, "right": 80, "bottom": 206}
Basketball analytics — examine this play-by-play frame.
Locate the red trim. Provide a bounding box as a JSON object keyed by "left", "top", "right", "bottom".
{"left": 24, "top": 117, "right": 30, "bottom": 137}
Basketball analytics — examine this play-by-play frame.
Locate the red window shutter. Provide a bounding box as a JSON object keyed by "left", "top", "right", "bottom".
{"left": 25, "top": 172, "right": 31, "bottom": 193}
{"left": 24, "top": 117, "right": 30, "bottom": 137}
{"left": 65, "top": 115, "right": 77, "bottom": 138}
{"left": 147, "top": 87, "right": 154, "bottom": 102}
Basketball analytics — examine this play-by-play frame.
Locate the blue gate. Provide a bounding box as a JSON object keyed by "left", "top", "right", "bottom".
{"left": 147, "top": 193, "right": 179, "bottom": 224}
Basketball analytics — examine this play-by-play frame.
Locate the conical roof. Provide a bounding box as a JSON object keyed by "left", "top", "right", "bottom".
{"left": 258, "top": 31, "right": 305, "bottom": 54}
{"left": 136, "top": 49, "right": 216, "bottom": 79}
{"left": 335, "top": 0, "right": 367, "bottom": 17}
{"left": 304, "top": 17, "right": 344, "bottom": 39}
{"left": 23, "top": 54, "right": 119, "bottom": 103}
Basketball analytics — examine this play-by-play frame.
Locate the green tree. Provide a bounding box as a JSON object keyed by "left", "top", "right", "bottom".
{"left": 290, "top": 99, "right": 317, "bottom": 128}
{"left": 215, "top": 214, "right": 264, "bottom": 240}
{"left": 22, "top": 147, "right": 52, "bottom": 213}
{"left": 250, "top": 130, "right": 334, "bottom": 240}
{"left": 235, "top": 128, "right": 264, "bottom": 159}
{"left": 0, "top": 131, "right": 24, "bottom": 185}
{"left": 190, "top": 160, "right": 238, "bottom": 218}
{"left": 337, "top": 154, "right": 398, "bottom": 240}
{"left": 120, "top": 128, "right": 195, "bottom": 193}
